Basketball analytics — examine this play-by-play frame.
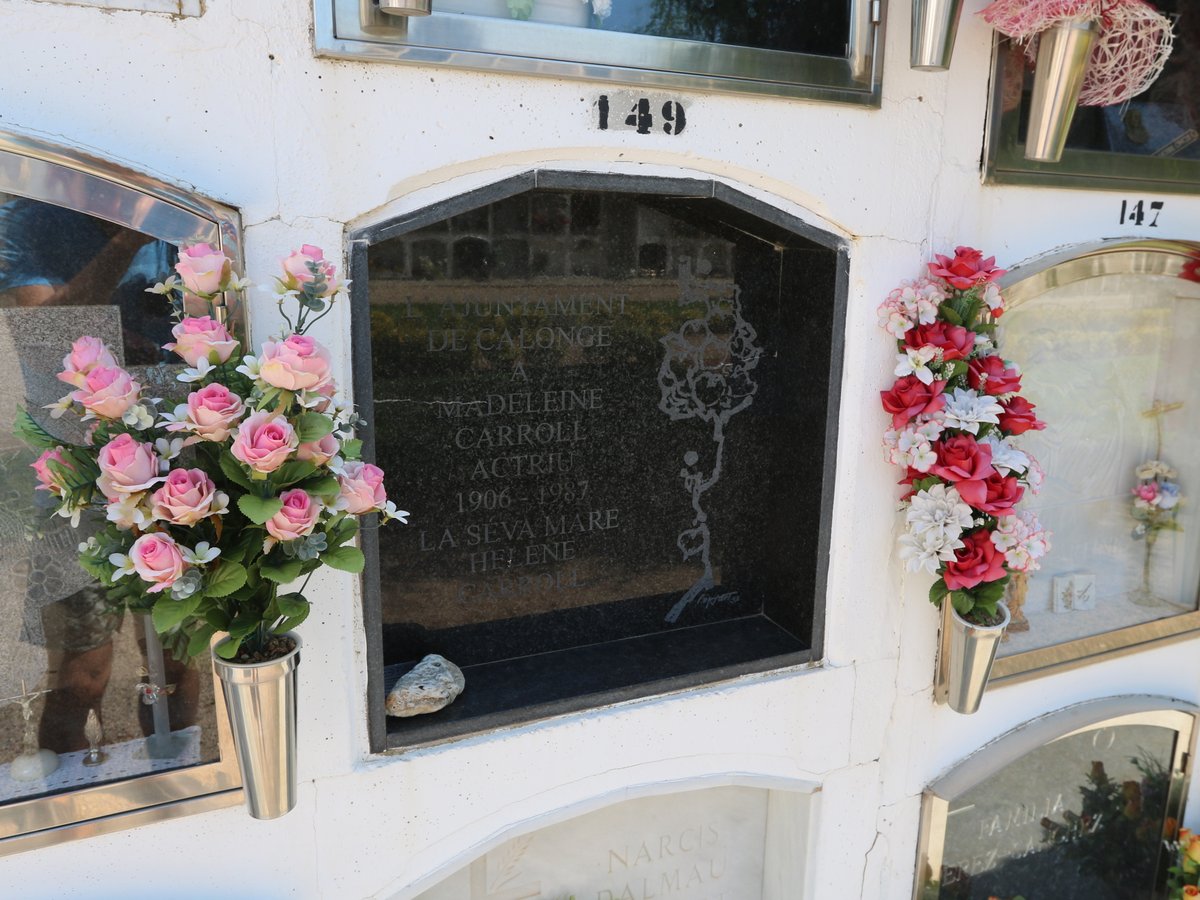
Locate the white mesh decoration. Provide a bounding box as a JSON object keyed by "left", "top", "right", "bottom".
{"left": 1078, "top": 1, "right": 1175, "bottom": 105}
{"left": 979, "top": 0, "right": 1176, "bottom": 108}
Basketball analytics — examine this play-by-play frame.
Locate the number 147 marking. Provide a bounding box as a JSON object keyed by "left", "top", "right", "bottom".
{"left": 1119, "top": 200, "right": 1163, "bottom": 227}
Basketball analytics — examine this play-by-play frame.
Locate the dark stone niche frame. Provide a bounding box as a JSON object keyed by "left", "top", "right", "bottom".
{"left": 351, "top": 172, "right": 848, "bottom": 751}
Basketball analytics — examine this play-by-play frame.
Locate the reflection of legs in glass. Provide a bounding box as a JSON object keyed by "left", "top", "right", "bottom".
{"left": 39, "top": 639, "right": 114, "bottom": 753}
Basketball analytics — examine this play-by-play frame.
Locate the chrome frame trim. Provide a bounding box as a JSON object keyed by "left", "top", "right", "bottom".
{"left": 317, "top": 0, "right": 884, "bottom": 105}
{"left": 0, "top": 129, "right": 245, "bottom": 854}
{"left": 988, "top": 239, "right": 1200, "bottom": 687}
{"left": 914, "top": 696, "right": 1199, "bottom": 899}
{"left": 983, "top": 35, "right": 1200, "bottom": 194}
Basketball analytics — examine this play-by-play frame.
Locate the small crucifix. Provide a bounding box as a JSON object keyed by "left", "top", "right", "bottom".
{"left": 1142, "top": 399, "right": 1184, "bottom": 460}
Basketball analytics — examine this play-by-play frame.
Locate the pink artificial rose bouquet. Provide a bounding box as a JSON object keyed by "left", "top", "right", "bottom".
{"left": 17, "top": 241, "right": 406, "bottom": 662}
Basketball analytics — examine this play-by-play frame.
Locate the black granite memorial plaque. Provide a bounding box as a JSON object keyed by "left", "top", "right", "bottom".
{"left": 356, "top": 179, "right": 844, "bottom": 744}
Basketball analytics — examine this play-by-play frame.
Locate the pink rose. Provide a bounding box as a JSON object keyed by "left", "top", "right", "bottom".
{"left": 265, "top": 488, "right": 322, "bottom": 542}
{"left": 978, "top": 471, "right": 1024, "bottom": 517}
{"left": 258, "top": 334, "right": 333, "bottom": 393}
{"left": 903, "top": 322, "right": 975, "bottom": 362}
{"left": 280, "top": 245, "right": 340, "bottom": 297}
{"left": 336, "top": 461, "right": 387, "bottom": 514}
{"left": 297, "top": 432, "right": 340, "bottom": 467}
{"left": 1134, "top": 483, "right": 1159, "bottom": 503}
{"left": 230, "top": 411, "right": 297, "bottom": 473}
{"left": 943, "top": 529, "right": 1007, "bottom": 591}
{"left": 57, "top": 337, "right": 117, "bottom": 388}
{"left": 998, "top": 397, "right": 1046, "bottom": 436}
{"left": 928, "top": 246, "right": 1006, "bottom": 291}
{"left": 72, "top": 365, "right": 141, "bottom": 420}
{"left": 164, "top": 316, "right": 239, "bottom": 366}
{"left": 130, "top": 533, "right": 186, "bottom": 594}
{"left": 31, "top": 447, "right": 73, "bottom": 497}
{"left": 967, "top": 355, "right": 1022, "bottom": 396}
{"left": 932, "top": 435, "right": 994, "bottom": 507}
{"left": 172, "top": 383, "right": 245, "bottom": 442}
{"left": 174, "top": 242, "right": 232, "bottom": 296}
{"left": 880, "top": 375, "right": 947, "bottom": 429}
{"left": 97, "top": 433, "right": 162, "bottom": 501}
{"left": 151, "top": 468, "right": 221, "bottom": 525}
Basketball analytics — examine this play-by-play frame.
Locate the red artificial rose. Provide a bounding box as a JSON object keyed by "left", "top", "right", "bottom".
{"left": 928, "top": 246, "right": 1006, "bottom": 291}
{"left": 881, "top": 375, "right": 947, "bottom": 429}
{"left": 943, "top": 528, "right": 1007, "bottom": 590}
{"left": 932, "top": 435, "right": 994, "bottom": 507}
{"left": 998, "top": 396, "right": 1045, "bottom": 435}
{"left": 967, "top": 354, "right": 1022, "bottom": 396}
{"left": 903, "top": 321, "right": 975, "bottom": 361}
{"left": 977, "top": 471, "right": 1024, "bottom": 517}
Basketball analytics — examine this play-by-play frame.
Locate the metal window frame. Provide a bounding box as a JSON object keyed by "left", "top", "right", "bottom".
{"left": 989, "top": 239, "right": 1200, "bottom": 687}
{"left": 0, "top": 130, "right": 245, "bottom": 855}
{"left": 315, "top": 0, "right": 884, "bottom": 105}
{"left": 913, "top": 696, "right": 1198, "bottom": 899}
{"left": 983, "top": 36, "right": 1200, "bottom": 194}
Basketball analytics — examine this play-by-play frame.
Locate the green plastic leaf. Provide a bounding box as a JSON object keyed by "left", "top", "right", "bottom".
{"left": 214, "top": 636, "right": 243, "bottom": 659}
{"left": 320, "top": 545, "right": 365, "bottom": 574}
{"left": 238, "top": 494, "right": 283, "bottom": 525}
{"left": 219, "top": 451, "right": 254, "bottom": 491}
{"left": 928, "top": 580, "right": 949, "bottom": 606}
{"left": 272, "top": 460, "right": 317, "bottom": 488}
{"left": 12, "top": 407, "right": 63, "bottom": 450}
{"left": 302, "top": 475, "right": 339, "bottom": 501}
{"left": 260, "top": 558, "right": 305, "bottom": 584}
{"left": 341, "top": 438, "right": 363, "bottom": 460}
{"left": 950, "top": 591, "right": 973, "bottom": 616}
{"left": 205, "top": 561, "right": 248, "bottom": 598}
{"left": 938, "top": 303, "right": 963, "bottom": 326}
{"left": 152, "top": 593, "right": 201, "bottom": 633}
{"left": 295, "top": 412, "right": 335, "bottom": 444}
{"left": 187, "top": 624, "right": 219, "bottom": 658}
{"left": 276, "top": 592, "right": 309, "bottom": 617}
{"left": 912, "top": 476, "right": 942, "bottom": 494}
{"left": 327, "top": 515, "right": 359, "bottom": 547}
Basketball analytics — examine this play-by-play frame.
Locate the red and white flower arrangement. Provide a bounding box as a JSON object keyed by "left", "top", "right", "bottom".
{"left": 879, "top": 247, "right": 1050, "bottom": 624}
{"left": 22, "top": 242, "right": 405, "bottom": 662}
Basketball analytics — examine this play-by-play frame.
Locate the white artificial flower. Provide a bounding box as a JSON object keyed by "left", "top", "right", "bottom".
{"left": 973, "top": 333, "right": 994, "bottom": 352}
{"left": 982, "top": 282, "right": 1004, "bottom": 314}
{"left": 897, "top": 428, "right": 936, "bottom": 472}
{"left": 941, "top": 387, "right": 1003, "bottom": 435}
{"left": 177, "top": 357, "right": 216, "bottom": 384}
{"left": 44, "top": 395, "right": 73, "bottom": 420}
{"left": 145, "top": 275, "right": 180, "bottom": 296}
{"left": 229, "top": 275, "right": 253, "bottom": 291}
{"left": 109, "top": 552, "right": 137, "bottom": 579}
{"left": 899, "top": 529, "right": 964, "bottom": 575}
{"left": 56, "top": 500, "right": 84, "bottom": 527}
{"left": 210, "top": 491, "right": 231, "bottom": 517}
{"left": 154, "top": 436, "right": 186, "bottom": 461}
{"left": 895, "top": 346, "right": 938, "bottom": 385}
{"left": 182, "top": 541, "right": 221, "bottom": 565}
{"left": 978, "top": 434, "right": 1029, "bottom": 476}
{"left": 106, "top": 494, "right": 153, "bottom": 530}
{"left": 905, "top": 483, "right": 974, "bottom": 543}
{"left": 235, "top": 355, "right": 260, "bottom": 380}
{"left": 381, "top": 501, "right": 409, "bottom": 525}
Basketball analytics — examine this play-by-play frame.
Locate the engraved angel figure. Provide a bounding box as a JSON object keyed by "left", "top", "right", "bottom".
{"left": 657, "top": 259, "right": 761, "bottom": 623}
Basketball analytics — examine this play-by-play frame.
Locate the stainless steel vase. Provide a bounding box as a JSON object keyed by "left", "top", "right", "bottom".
{"left": 213, "top": 634, "right": 301, "bottom": 820}
{"left": 378, "top": 0, "right": 433, "bottom": 15}
{"left": 946, "top": 602, "right": 1009, "bottom": 715}
{"left": 911, "top": 0, "right": 965, "bottom": 70}
{"left": 1025, "top": 18, "right": 1100, "bottom": 162}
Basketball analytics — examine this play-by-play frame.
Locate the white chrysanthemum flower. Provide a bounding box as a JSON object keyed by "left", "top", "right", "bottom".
{"left": 905, "top": 483, "right": 974, "bottom": 543}
{"left": 978, "top": 434, "right": 1029, "bottom": 476}
{"left": 941, "top": 387, "right": 1003, "bottom": 435}
{"left": 899, "top": 529, "right": 964, "bottom": 575}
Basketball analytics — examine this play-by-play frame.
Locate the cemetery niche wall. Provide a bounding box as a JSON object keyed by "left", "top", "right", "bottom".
{"left": 988, "top": 240, "right": 1200, "bottom": 684}
{"left": 353, "top": 174, "right": 845, "bottom": 748}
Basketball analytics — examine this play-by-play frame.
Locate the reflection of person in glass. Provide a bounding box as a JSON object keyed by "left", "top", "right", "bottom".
{"left": 0, "top": 197, "right": 198, "bottom": 755}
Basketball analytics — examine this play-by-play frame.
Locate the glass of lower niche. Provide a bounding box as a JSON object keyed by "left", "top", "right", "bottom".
{"left": 0, "top": 195, "right": 220, "bottom": 809}
{"left": 992, "top": 243, "right": 1200, "bottom": 675}
{"left": 361, "top": 181, "right": 843, "bottom": 744}
{"left": 918, "top": 703, "right": 1195, "bottom": 900}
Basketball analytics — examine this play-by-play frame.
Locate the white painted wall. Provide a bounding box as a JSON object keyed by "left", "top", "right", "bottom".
{"left": 0, "top": 0, "right": 1198, "bottom": 897}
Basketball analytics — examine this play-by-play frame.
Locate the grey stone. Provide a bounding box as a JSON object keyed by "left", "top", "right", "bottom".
{"left": 385, "top": 654, "right": 465, "bottom": 717}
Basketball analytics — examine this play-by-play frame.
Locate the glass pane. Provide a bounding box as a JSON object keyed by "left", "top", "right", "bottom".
{"left": 368, "top": 188, "right": 836, "bottom": 735}
{"left": 998, "top": 269, "right": 1200, "bottom": 657}
{"left": 0, "top": 196, "right": 219, "bottom": 803}
{"left": 937, "top": 723, "right": 1177, "bottom": 899}
{"left": 436, "top": 0, "right": 851, "bottom": 57}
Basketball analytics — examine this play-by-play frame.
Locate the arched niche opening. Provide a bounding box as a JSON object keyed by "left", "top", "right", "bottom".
{"left": 988, "top": 240, "right": 1200, "bottom": 684}
{"left": 915, "top": 696, "right": 1197, "bottom": 899}
{"left": 393, "top": 778, "right": 818, "bottom": 900}
{"left": 350, "top": 172, "right": 848, "bottom": 749}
